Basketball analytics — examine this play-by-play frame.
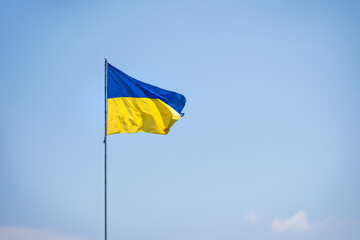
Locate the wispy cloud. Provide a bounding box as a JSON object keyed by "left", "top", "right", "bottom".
{"left": 0, "top": 227, "right": 93, "bottom": 240}
{"left": 243, "top": 210, "right": 263, "bottom": 223}
{"left": 271, "top": 211, "right": 312, "bottom": 232}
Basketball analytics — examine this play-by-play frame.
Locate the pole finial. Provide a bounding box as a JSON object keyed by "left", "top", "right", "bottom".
{"left": 105, "top": 57, "right": 107, "bottom": 61}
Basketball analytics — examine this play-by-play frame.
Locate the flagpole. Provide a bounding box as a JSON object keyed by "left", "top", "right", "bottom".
{"left": 104, "top": 57, "right": 108, "bottom": 240}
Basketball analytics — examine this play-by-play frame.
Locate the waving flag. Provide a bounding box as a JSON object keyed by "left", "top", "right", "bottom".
{"left": 106, "top": 63, "right": 186, "bottom": 135}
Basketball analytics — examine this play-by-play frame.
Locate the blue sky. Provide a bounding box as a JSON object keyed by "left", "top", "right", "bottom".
{"left": 0, "top": 0, "right": 359, "bottom": 239}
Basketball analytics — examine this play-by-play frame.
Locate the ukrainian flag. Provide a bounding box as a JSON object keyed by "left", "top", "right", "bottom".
{"left": 106, "top": 63, "right": 186, "bottom": 135}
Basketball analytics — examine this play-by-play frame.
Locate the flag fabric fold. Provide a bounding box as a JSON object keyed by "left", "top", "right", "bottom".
{"left": 106, "top": 63, "right": 186, "bottom": 135}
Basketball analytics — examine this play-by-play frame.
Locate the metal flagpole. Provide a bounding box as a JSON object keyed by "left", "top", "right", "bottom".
{"left": 104, "top": 57, "right": 108, "bottom": 240}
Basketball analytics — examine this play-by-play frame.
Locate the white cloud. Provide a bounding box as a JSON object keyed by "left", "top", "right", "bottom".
{"left": 0, "top": 227, "right": 93, "bottom": 240}
{"left": 243, "top": 210, "right": 263, "bottom": 223}
{"left": 271, "top": 211, "right": 312, "bottom": 232}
